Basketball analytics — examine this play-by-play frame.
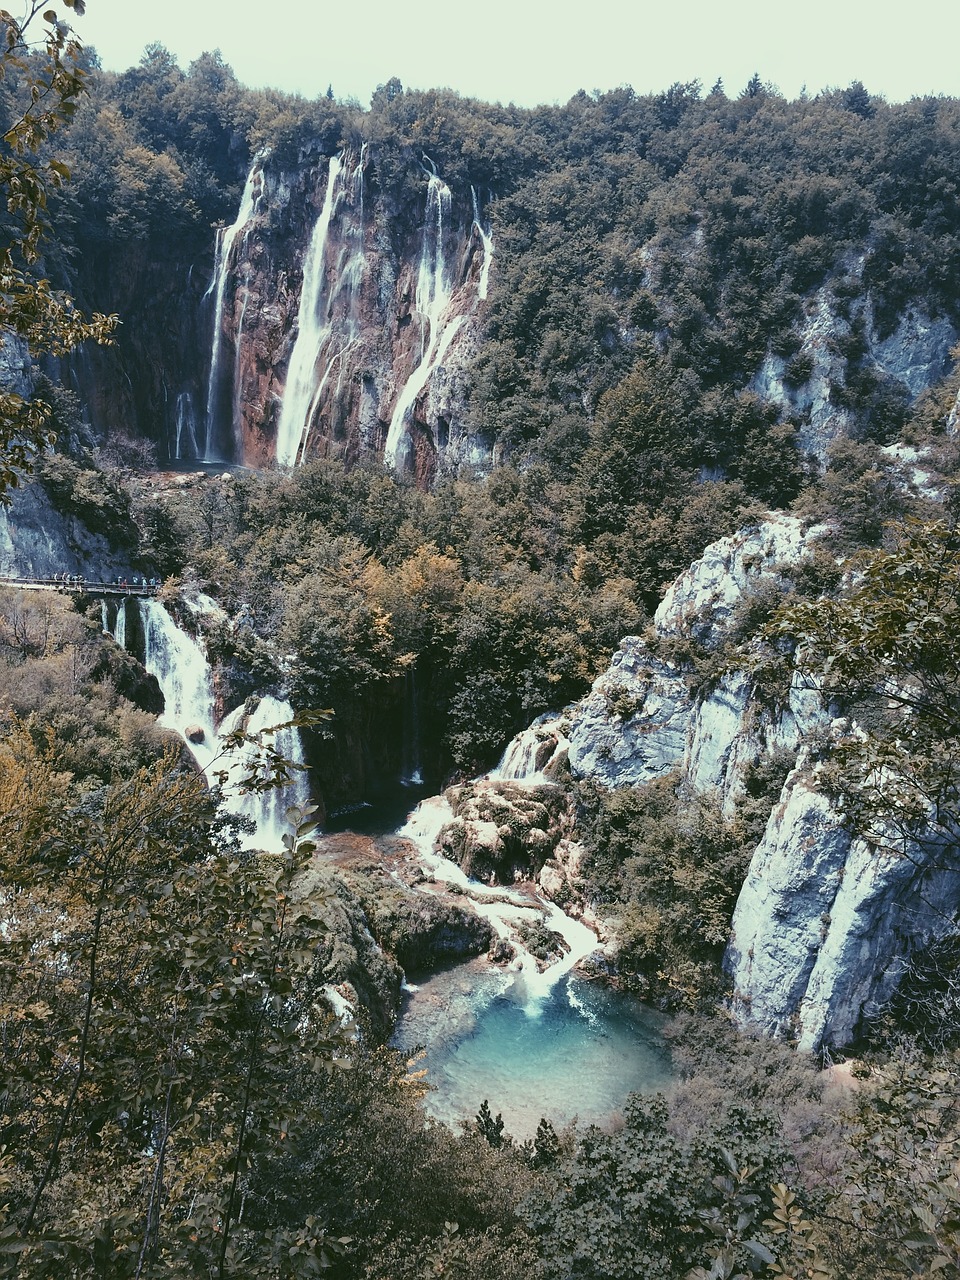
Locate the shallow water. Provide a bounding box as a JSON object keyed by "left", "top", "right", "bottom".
{"left": 392, "top": 959, "right": 672, "bottom": 1139}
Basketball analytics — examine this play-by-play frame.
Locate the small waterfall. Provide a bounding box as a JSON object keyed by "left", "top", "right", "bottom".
{"left": 400, "top": 668, "right": 423, "bottom": 785}
{"left": 114, "top": 598, "right": 127, "bottom": 650}
{"left": 488, "top": 713, "right": 567, "bottom": 784}
{"left": 397, "top": 786, "right": 597, "bottom": 1011}
{"left": 174, "top": 391, "right": 200, "bottom": 461}
{"left": 203, "top": 156, "right": 265, "bottom": 462}
{"left": 218, "top": 694, "right": 312, "bottom": 851}
{"left": 124, "top": 600, "right": 310, "bottom": 851}
{"left": 275, "top": 153, "right": 347, "bottom": 466}
{"left": 141, "top": 598, "right": 218, "bottom": 771}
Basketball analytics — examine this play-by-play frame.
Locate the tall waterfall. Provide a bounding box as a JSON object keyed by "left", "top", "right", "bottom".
{"left": 275, "top": 153, "right": 348, "bottom": 467}
{"left": 383, "top": 172, "right": 495, "bottom": 473}
{"left": 123, "top": 600, "right": 310, "bottom": 851}
{"left": 203, "top": 156, "right": 265, "bottom": 461}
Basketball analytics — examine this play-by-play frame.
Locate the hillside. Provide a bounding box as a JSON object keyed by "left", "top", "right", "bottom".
{"left": 1, "top": 14, "right": 960, "bottom": 1278}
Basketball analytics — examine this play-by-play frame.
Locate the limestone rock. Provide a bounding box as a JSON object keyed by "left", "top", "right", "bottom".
{"left": 567, "top": 647, "right": 692, "bottom": 788}
{"left": 654, "top": 513, "right": 824, "bottom": 647}
{"left": 438, "top": 779, "right": 570, "bottom": 883}
{"left": 0, "top": 478, "right": 138, "bottom": 580}
{"left": 566, "top": 515, "right": 825, "bottom": 804}
{"left": 726, "top": 761, "right": 960, "bottom": 1051}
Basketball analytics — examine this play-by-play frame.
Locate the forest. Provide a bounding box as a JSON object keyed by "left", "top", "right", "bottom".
{"left": 0, "top": 3, "right": 959, "bottom": 1277}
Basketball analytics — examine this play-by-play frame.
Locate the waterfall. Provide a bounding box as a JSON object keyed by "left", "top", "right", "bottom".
{"left": 275, "top": 153, "right": 346, "bottom": 466}
{"left": 397, "top": 787, "right": 597, "bottom": 1011}
{"left": 174, "top": 391, "right": 200, "bottom": 461}
{"left": 218, "top": 694, "right": 312, "bottom": 851}
{"left": 471, "top": 187, "right": 494, "bottom": 301}
{"left": 120, "top": 600, "right": 310, "bottom": 851}
{"left": 114, "top": 597, "right": 127, "bottom": 650}
{"left": 203, "top": 156, "right": 265, "bottom": 462}
{"left": 141, "top": 598, "right": 218, "bottom": 771}
{"left": 400, "top": 668, "right": 423, "bottom": 785}
{"left": 488, "top": 713, "right": 567, "bottom": 783}
{"left": 383, "top": 172, "right": 494, "bottom": 473}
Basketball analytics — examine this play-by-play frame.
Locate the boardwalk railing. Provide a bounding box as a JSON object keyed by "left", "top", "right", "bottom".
{"left": 0, "top": 574, "right": 161, "bottom": 597}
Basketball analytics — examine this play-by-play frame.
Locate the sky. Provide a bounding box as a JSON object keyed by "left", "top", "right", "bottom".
{"left": 71, "top": 0, "right": 957, "bottom": 108}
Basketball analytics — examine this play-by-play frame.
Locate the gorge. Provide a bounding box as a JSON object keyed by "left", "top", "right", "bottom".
{"left": 2, "top": 33, "right": 960, "bottom": 1276}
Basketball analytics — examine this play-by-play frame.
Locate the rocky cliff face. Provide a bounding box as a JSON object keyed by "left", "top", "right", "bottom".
{"left": 555, "top": 512, "right": 959, "bottom": 1051}
{"left": 725, "top": 757, "right": 960, "bottom": 1051}
{"left": 141, "top": 148, "right": 493, "bottom": 485}
{"left": 566, "top": 515, "right": 824, "bottom": 809}
{"left": 750, "top": 269, "right": 956, "bottom": 463}
{"left": 0, "top": 479, "right": 139, "bottom": 580}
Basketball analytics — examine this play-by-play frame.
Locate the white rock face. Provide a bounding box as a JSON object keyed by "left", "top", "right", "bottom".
{"left": 727, "top": 762, "right": 960, "bottom": 1050}
{"left": 560, "top": 509, "right": 960, "bottom": 1051}
{"left": 0, "top": 333, "right": 32, "bottom": 398}
{"left": 568, "top": 515, "right": 825, "bottom": 803}
{"left": 869, "top": 308, "right": 955, "bottom": 397}
{"left": 946, "top": 384, "right": 960, "bottom": 438}
{"left": 0, "top": 480, "right": 137, "bottom": 579}
{"left": 749, "top": 279, "right": 956, "bottom": 464}
{"left": 655, "top": 513, "right": 823, "bottom": 646}
{"left": 750, "top": 288, "right": 855, "bottom": 462}
{"left": 567, "top": 647, "right": 693, "bottom": 788}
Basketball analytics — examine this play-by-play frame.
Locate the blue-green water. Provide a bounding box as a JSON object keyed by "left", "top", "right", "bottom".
{"left": 392, "top": 960, "right": 672, "bottom": 1139}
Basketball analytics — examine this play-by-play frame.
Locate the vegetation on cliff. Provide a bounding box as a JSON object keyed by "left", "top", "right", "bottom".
{"left": 3, "top": 7, "right": 960, "bottom": 1277}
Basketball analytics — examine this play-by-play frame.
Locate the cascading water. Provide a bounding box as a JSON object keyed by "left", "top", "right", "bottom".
{"left": 275, "top": 153, "right": 347, "bottom": 467}
{"left": 488, "top": 713, "right": 568, "bottom": 784}
{"left": 119, "top": 600, "right": 310, "bottom": 851}
{"left": 384, "top": 173, "right": 464, "bottom": 473}
{"left": 218, "top": 694, "right": 312, "bottom": 850}
{"left": 400, "top": 669, "right": 423, "bottom": 785}
{"left": 392, "top": 786, "right": 671, "bottom": 1135}
{"left": 114, "top": 598, "right": 127, "bottom": 650}
{"left": 471, "top": 187, "right": 494, "bottom": 302}
{"left": 203, "top": 156, "right": 265, "bottom": 461}
{"left": 141, "top": 598, "right": 218, "bottom": 770}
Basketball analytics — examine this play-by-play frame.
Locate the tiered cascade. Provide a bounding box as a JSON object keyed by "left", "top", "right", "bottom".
{"left": 115, "top": 598, "right": 310, "bottom": 850}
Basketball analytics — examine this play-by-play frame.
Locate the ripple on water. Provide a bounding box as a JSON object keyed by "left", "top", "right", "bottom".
{"left": 392, "top": 960, "right": 672, "bottom": 1140}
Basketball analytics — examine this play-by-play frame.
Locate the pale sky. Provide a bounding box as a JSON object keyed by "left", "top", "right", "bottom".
{"left": 71, "top": 0, "right": 957, "bottom": 108}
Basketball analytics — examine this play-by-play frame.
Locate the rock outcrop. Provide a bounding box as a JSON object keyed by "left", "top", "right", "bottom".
{"left": 0, "top": 478, "right": 139, "bottom": 580}
{"left": 750, "top": 272, "right": 955, "bottom": 463}
{"left": 725, "top": 760, "right": 960, "bottom": 1051}
{"left": 555, "top": 511, "right": 959, "bottom": 1050}
{"left": 567, "top": 514, "right": 825, "bottom": 809}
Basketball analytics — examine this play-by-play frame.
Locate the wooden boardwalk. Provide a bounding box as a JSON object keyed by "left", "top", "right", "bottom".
{"left": 0, "top": 574, "right": 161, "bottom": 597}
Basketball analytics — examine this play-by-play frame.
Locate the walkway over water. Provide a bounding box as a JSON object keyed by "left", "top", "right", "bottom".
{"left": 0, "top": 574, "right": 161, "bottom": 597}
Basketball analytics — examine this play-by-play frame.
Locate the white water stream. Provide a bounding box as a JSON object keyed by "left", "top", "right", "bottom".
{"left": 392, "top": 776, "right": 670, "bottom": 1136}
{"left": 275, "top": 154, "right": 346, "bottom": 466}
{"left": 395, "top": 786, "right": 597, "bottom": 1014}
{"left": 203, "top": 156, "right": 265, "bottom": 461}
{"left": 384, "top": 174, "right": 463, "bottom": 472}
{"left": 124, "top": 600, "right": 310, "bottom": 851}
